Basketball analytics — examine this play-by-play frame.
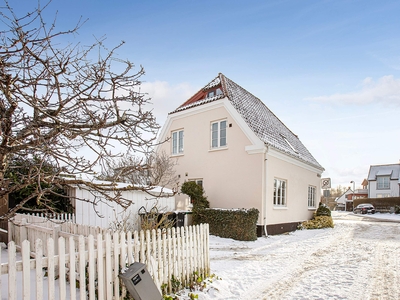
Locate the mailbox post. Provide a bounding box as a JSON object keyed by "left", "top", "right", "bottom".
{"left": 119, "top": 262, "right": 162, "bottom": 300}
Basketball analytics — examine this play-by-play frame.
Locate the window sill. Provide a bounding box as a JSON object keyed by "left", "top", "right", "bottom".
{"left": 308, "top": 208, "right": 316, "bottom": 211}
{"left": 209, "top": 147, "right": 228, "bottom": 152}
{"left": 273, "top": 206, "right": 287, "bottom": 210}
{"left": 171, "top": 153, "right": 184, "bottom": 157}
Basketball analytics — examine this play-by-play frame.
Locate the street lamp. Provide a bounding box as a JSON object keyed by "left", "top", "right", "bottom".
{"left": 350, "top": 181, "right": 355, "bottom": 211}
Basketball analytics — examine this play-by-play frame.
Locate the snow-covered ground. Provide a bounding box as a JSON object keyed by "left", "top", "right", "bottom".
{"left": 2, "top": 212, "right": 399, "bottom": 299}
{"left": 179, "top": 211, "right": 400, "bottom": 300}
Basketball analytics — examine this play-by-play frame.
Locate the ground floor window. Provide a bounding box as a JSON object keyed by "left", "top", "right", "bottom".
{"left": 274, "top": 178, "right": 287, "bottom": 206}
{"left": 308, "top": 185, "right": 316, "bottom": 208}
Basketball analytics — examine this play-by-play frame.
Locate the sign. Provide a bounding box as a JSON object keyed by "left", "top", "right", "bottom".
{"left": 321, "top": 178, "right": 331, "bottom": 189}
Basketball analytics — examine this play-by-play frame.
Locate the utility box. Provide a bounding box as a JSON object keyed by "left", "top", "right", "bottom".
{"left": 119, "top": 262, "right": 162, "bottom": 300}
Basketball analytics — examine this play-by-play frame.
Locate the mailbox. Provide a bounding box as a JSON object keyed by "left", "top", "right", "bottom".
{"left": 119, "top": 262, "right": 162, "bottom": 300}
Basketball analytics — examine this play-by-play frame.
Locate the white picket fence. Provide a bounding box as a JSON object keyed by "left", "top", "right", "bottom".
{"left": 2, "top": 214, "right": 210, "bottom": 299}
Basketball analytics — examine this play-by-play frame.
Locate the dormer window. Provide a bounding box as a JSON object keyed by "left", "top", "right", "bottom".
{"left": 206, "top": 88, "right": 223, "bottom": 99}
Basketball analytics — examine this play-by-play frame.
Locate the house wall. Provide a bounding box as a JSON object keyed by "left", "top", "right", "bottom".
{"left": 368, "top": 180, "right": 400, "bottom": 198}
{"left": 265, "top": 150, "right": 321, "bottom": 225}
{"left": 158, "top": 101, "right": 264, "bottom": 216}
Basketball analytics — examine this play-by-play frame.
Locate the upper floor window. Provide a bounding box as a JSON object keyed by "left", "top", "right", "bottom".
{"left": 274, "top": 178, "right": 287, "bottom": 207}
{"left": 211, "top": 120, "right": 227, "bottom": 148}
{"left": 308, "top": 186, "right": 316, "bottom": 208}
{"left": 172, "top": 130, "right": 184, "bottom": 155}
{"left": 377, "top": 176, "right": 390, "bottom": 189}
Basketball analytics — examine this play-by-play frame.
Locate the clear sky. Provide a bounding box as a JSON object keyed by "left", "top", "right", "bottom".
{"left": 12, "top": 0, "right": 400, "bottom": 189}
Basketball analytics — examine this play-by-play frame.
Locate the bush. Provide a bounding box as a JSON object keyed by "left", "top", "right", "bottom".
{"left": 395, "top": 205, "right": 400, "bottom": 214}
{"left": 181, "top": 181, "right": 209, "bottom": 224}
{"left": 299, "top": 216, "right": 334, "bottom": 230}
{"left": 316, "top": 203, "right": 331, "bottom": 217}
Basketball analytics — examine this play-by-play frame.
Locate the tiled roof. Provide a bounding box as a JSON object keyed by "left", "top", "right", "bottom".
{"left": 367, "top": 164, "right": 400, "bottom": 181}
{"left": 170, "top": 73, "right": 324, "bottom": 170}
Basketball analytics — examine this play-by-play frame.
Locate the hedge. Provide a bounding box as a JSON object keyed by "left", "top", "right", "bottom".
{"left": 353, "top": 197, "right": 400, "bottom": 212}
{"left": 199, "top": 208, "right": 259, "bottom": 241}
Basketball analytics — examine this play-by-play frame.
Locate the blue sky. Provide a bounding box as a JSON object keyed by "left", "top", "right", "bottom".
{"left": 13, "top": 0, "right": 400, "bottom": 189}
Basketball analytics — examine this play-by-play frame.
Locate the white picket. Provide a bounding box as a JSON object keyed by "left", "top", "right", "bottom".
{"left": 68, "top": 237, "right": 76, "bottom": 300}
{"left": 1, "top": 222, "right": 210, "bottom": 299}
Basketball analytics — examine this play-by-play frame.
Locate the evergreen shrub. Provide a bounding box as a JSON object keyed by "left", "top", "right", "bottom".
{"left": 299, "top": 216, "right": 334, "bottom": 229}
{"left": 201, "top": 208, "right": 259, "bottom": 241}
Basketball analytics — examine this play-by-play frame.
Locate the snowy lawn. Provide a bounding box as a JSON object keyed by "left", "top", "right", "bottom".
{"left": 177, "top": 211, "right": 400, "bottom": 300}
{"left": 2, "top": 212, "right": 399, "bottom": 299}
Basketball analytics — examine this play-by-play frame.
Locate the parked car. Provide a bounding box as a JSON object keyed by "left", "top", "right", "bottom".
{"left": 353, "top": 204, "right": 376, "bottom": 214}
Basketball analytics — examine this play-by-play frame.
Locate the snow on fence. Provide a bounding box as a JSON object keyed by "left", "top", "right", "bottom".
{"left": 3, "top": 215, "right": 210, "bottom": 299}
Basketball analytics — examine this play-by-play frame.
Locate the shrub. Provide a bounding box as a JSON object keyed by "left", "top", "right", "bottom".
{"left": 181, "top": 181, "right": 209, "bottom": 224}
{"left": 395, "top": 205, "right": 400, "bottom": 214}
{"left": 316, "top": 202, "right": 331, "bottom": 217}
{"left": 299, "top": 216, "right": 334, "bottom": 230}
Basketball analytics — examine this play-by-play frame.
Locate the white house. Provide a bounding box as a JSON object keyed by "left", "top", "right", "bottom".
{"left": 367, "top": 163, "right": 400, "bottom": 198}
{"left": 156, "top": 73, "right": 324, "bottom": 235}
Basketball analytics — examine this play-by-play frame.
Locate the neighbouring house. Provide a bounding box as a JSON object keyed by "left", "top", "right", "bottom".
{"left": 156, "top": 73, "right": 324, "bottom": 235}
{"left": 367, "top": 163, "right": 400, "bottom": 198}
{"left": 335, "top": 181, "right": 368, "bottom": 211}
{"left": 68, "top": 180, "right": 176, "bottom": 230}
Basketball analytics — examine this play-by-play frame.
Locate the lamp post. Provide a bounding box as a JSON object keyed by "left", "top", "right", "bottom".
{"left": 350, "top": 181, "right": 355, "bottom": 211}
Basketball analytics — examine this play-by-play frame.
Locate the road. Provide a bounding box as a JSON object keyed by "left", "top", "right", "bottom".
{"left": 208, "top": 212, "right": 400, "bottom": 300}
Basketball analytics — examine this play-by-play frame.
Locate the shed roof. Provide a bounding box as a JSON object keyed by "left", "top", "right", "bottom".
{"left": 170, "top": 73, "right": 324, "bottom": 170}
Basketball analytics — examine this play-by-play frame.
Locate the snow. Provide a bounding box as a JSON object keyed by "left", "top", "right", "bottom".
{"left": 177, "top": 211, "right": 400, "bottom": 299}
{"left": 2, "top": 211, "right": 399, "bottom": 299}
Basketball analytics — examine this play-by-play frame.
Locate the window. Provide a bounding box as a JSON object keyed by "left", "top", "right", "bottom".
{"left": 274, "top": 178, "right": 287, "bottom": 206}
{"left": 308, "top": 186, "right": 316, "bottom": 208}
{"left": 377, "top": 176, "right": 390, "bottom": 189}
{"left": 172, "top": 130, "right": 184, "bottom": 155}
{"left": 211, "top": 120, "right": 227, "bottom": 148}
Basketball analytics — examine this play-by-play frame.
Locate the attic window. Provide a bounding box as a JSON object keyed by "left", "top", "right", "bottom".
{"left": 207, "top": 88, "right": 223, "bottom": 99}
{"left": 282, "top": 135, "right": 298, "bottom": 154}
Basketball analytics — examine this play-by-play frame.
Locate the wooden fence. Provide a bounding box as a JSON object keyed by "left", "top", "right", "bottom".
{"left": 2, "top": 214, "right": 210, "bottom": 299}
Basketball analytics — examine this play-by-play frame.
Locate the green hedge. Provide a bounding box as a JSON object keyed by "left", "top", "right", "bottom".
{"left": 200, "top": 208, "right": 259, "bottom": 241}
{"left": 353, "top": 197, "right": 400, "bottom": 212}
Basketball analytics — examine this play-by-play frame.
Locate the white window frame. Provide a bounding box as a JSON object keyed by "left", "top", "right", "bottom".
{"left": 273, "top": 178, "right": 287, "bottom": 207}
{"left": 377, "top": 176, "right": 390, "bottom": 189}
{"left": 211, "top": 120, "right": 227, "bottom": 149}
{"left": 172, "top": 129, "right": 184, "bottom": 155}
{"left": 308, "top": 185, "right": 316, "bottom": 208}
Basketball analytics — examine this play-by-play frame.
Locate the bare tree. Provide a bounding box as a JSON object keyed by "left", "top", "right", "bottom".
{"left": 97, "top": 151, "right": 178, "bottom": 190}
{"left": 0, "top": 1, "right": 170, "bottom": 219}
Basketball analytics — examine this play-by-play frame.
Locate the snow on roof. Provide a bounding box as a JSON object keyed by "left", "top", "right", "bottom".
{"left": 170, "top": 73, "right": 324, "bottom": 170}
{"left": 367, "top": 163, "right": 400, "bottom": 181}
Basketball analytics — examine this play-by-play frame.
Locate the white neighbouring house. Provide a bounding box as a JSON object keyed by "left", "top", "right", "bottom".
{"left": 156, "top": 73, "right": 324, "bottom": 235}
{"left": 367, "top": 163, "right": 400, "bottom": 198}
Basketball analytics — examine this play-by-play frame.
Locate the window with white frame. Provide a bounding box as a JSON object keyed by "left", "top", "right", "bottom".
{"left": 377, "top": 176, "right": 390, "bottom": 189}
{"left": 172, "top": 130, "right": 184, "bottom": 155}
{"left": 211, "top": 120, "right": 227, "bottom": 148}
{"left": 273, "top": 178, "right": 287, "bottom": 206}
{"left": 308, "top": 185, "right": 316, "bottom": 208}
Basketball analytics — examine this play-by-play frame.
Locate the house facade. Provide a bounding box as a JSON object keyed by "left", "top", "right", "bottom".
{"left": 156, "top": 74, "right": 324, "bottom": 235}
{"left": 367, "top": 164, "right": 400, "bottom": 198}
